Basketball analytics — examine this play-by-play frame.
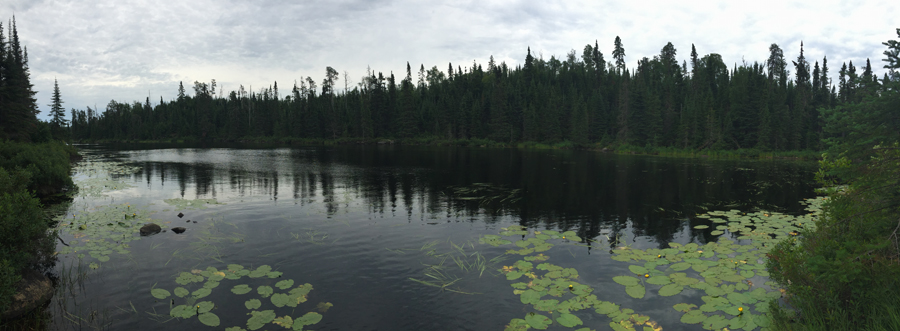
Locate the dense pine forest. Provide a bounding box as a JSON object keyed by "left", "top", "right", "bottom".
{"left": 66, "top": 38, "right": 890, "bottom": 152}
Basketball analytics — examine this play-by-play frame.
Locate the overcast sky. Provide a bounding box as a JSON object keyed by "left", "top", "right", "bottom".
{"left": 4, "top": 0, "right": 898, "bottom": 121}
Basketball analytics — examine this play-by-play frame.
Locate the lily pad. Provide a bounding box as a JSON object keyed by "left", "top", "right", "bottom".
{"left": 198, "top": 312, "right": 220, "bottom": 327}
{"left": 275, "top": 279, "right": 294, "bottom": 290}
{"left": 556, "top": 312, "right": 583, "bottom": 327}
{"left": 257, "top": 285, "right": 274, "bottom": 298}
{"left": 271, "top": 293, "right": 291, "bottom": 308}
{"left": 294, "top": 312, "right": 323, "bottom": 329}
{"left": 246, "top": 310, "right": 275, "bottom": 330}
{"left": 680, "top": 310, "right": 707, "bottom": 324}
{"left": 174, "top": 287, "right": 189, "bottom": 298}
{"left": 273, "top": 315, "right": 293, "bottom": 328}
{"left": 245, "top": 299, "right": 262, "bottom": 310}
{"left": 658, "top": 284, "right": 683, "bottom": 296}
{"left": 625, "top": 284, "right": 645, "bottom": 299}
{"left": 673, "top": 303, "right": 697, "bottom": 312}
{"left": 151, "top": 288, "right": 171, "bottom": 299}
{"left": 693, "top": 225, "right": 710, "bottom": 229}
{"left": 613, "top": 276, "right": 639, "bottom": 286}
{"left": 197, "top": 301, "right": 215, "bottom": 313}
{"left": 524, "top": 312, "right": 552, "bottom": 330}
{"left": 232, "top": 284, "right": 252, "bottom": 295}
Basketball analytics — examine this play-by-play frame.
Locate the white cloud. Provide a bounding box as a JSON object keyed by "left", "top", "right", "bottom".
{"left": 4, "top": 0, "right": 896, "bottom": 120}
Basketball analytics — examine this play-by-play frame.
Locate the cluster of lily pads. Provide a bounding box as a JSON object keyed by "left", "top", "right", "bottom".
{"left": 477, "top": 197, "right": 825, "bottom": 331}
{"left": 482, "top": 227, "right": 662, "bottom": 331}
{"left": 55, "top": 203, "right": 161, "bottom": 269}
{"left": 71, "top": 158, "right": 141, "bottom": 197}
{"left": 149, "top": 264, "right": 330, "bottom": 330}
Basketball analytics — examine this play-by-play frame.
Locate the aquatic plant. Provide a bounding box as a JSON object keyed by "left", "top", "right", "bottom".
{"left": 54, "top": 203, "right": 163, "bottom": 268}
{"left": 163, "top": 198, "right": 224, "bottom": 211}
{"left": 149, "top": 264, "right": 329, "bottom": 330}
{"left": 480, "top": 197, "right": 824, "bottom": 331}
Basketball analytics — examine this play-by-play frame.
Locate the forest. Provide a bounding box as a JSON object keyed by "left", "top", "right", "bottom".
{"left": 62, "top": 38, "right": 890, "bottom": 151}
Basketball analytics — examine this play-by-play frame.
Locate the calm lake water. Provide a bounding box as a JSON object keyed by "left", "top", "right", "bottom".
{"left": 48, "top": 144, "right": 817, "bottom": 331}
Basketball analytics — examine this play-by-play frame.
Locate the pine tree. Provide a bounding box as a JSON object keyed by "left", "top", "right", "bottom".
{"left": 49, "top": 78, "right": 67, "bottom": 126}
{"left": 613, "top": 36, "right": 626, "bottom": 72}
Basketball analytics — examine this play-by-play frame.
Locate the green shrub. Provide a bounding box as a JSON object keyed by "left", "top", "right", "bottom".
{"left": 0, "top": 140, "right": 74, "bottom": 198}
{"left": 766, "top": 144, "right": 900, "bottom": 330}
{"left": 0, "top": 167, "right": 51, "bottom": 313}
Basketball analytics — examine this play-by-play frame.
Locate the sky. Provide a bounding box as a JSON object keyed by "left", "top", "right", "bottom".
{"left": 3, "top": 0, "right": 898, "bottom": 121}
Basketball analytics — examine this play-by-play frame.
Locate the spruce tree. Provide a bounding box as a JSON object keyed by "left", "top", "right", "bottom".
{"left": 613, "top": 36, "right": 626, "bottom": 72}
{"left": 49, "top": 78, "right": 67, "bottom": 127}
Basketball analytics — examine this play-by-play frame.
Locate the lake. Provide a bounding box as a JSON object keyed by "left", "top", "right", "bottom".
{"left": 47, "top": 144, "right": 818, "bottom": 331}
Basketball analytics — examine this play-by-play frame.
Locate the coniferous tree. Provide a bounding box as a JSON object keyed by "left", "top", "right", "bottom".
{"left": 613, "top": 36, "right": 626, "bottom": 72}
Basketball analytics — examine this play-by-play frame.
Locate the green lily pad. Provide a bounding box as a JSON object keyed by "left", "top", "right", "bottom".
{"left": 628, "top": 265, "right": 648, "bottom": 275}
{"left": 625, "top": 284, "right": 645, "bottom": 299}
{"left": 257, "top": 285, "right": 274, "bottom": 298}
{"left": 192, "top": 288, "right": 212, "bottom": 299}
{"left": 245, "top": 299, "right": 262, "bottom": 310}
{"left": 520, "top": 289, "right": 542, "bottom": 304}
{"left": 524, "top": 312, "right": 551, "bottom": 330}
{"left": 673, "top": 303, "right": 697, "bottom": 312}
{"left": 197, "top": 301, "right": 214, "bottom": 314}
{"left": 646, "top": 276, "right": 671, "bottom": 285}
{"left": 613, "top": 276, "right": 639, "bottom": 286}
{"left": 275, "top": 279, "right": 294, "bottom": 290}
{"left": 271, "top": 293, "right": 291, "bottom": 308}
{"left": 693, "top": 225, "right": 709, "bottom": 229}
{"left": 711, "top": 230, "right": 725, "bottom": 235}
{"left": 174, "top": 287, "right": 189, "bottom": 298}
{"left": 680, "top": 310, "right": 707, "bottom": 324}
{"left": 659, "top": 284, "right": 684, "bottom": 296}
{"left": 246, "top": 310, "right": 275, "bottom": 330}
{"left": 198, "top": 312, "right": 220, "bottom": 327}
{"left": 170, "top": 304, "right": 196, "bottom": 319}
{"left": 702, "top": 314, "right": 730, "bottom": 329}
{"left": 595, "top": 301, "right": 619, "bottom": 315}
{"left": 232, "top": 284, "right": 252, "bottom": 295}
{"left": 294, "top": 312, "right": 323, "bottom": 329}
{"left": 556, "top": 312, "right": 583, "bottom": 327}
{"left": 151, "top": 288, "right": 171, "bottom": 299}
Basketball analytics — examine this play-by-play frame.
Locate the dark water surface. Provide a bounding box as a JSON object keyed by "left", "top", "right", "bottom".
{"left": 51, "top": 144, "right": 817, "bottom": 330}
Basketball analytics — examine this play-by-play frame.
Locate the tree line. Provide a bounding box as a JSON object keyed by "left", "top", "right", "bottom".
{"left": 65, "top": 37, "right": 894, "bottom": 151}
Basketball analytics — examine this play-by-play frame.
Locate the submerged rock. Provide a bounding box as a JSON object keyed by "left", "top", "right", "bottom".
{"left": 177, "top": 212, "right": 184, "bottom": 218}
{"left": 0, "top": 270, "right": 54, "bottom": 321}
{"left": 171, "top": 227, "right": 186, "bottom": 234}
{"left": 140, "top": 223, "right": 162, "bottom": 236}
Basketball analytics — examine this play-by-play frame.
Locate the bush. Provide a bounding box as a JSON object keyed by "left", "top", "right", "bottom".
{"left": 766, "top": 144, "right": 900, "bottom": 330}
{"left": 0, "top": 167, "right": 51, "bottom": 313}
{"left": 0, "top": 140, "right": 75, "bottom": 198}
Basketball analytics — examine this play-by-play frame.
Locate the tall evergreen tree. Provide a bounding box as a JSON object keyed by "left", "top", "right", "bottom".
{"left": 49, "top": 78, "right": 66, "bottom": 126}
{"left": 613, "top": 36, "right": 626, "bottom": 72}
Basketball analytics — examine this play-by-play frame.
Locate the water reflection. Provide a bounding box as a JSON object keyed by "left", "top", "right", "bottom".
{"left": 106, "top": 144, "right": 816, "bottom": 250}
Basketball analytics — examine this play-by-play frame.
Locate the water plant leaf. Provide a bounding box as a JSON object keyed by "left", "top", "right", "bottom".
{"left": 556, "top": 312, "right": 583, "bottom": 327}
{"left": 225, "top": 327, "right": 245, "bottom": 331}
{"left": 673, "top": 303, "right": 697, "bottom": 312}
{"left": 627, "top": 265, "right": 648, "bottom": 275}
{"left": 232, "top": 284, "right": 252, "bottom": 295}
{"left": 192, "top": 288, "right": 212, "bottom": 299}
{"left": 151, "top": 288, "right": 171, "bottom": 299}
{"left": 257, "top": 286, "right": 274, "bottom": 298}
{"left": 198, "top": 312, "right": 220, "bottom": 327}
{"left": 275, "top": 279, "right": 294, "bottom": 290}
{"left": 669, "top": 262, "right": 691, "bottom": 271}
{"left": 680, "top": 310, "right": 706, "bottom": 324}
{"left": 702, "top": 314, "right": 730, "bottom": 329}
{"left": 504, "top": 319, "right": 529, "bottom": 331}
{"left": 196, "top": 301, "right": 215, "bottom": 314}
{"left": 316, "top": 302, "right": 333, "bottom": 312}
{"left": 613, "top": 276, "right": 639, "bottom": 286}
{"left": 174, "top": 287, "right": 189, "bottom": 298}
{"left": 658, "top": 284, "right": 683, "bottom": 296}
{"left": 646, "top": 276, "right": 671, "bottom": 285}
{"left": 271, "top": 293, "right": 290, "bottom": 308}
{"left": 594, "top": 301, "right": 619, "bottom": 315}
{"left": 524, "top": 312, "right": 552, "bottom": 330}
{"left": 625, "top": 285, "right": 645, "bottom": 299}
{"left": 294, "top": 312, "right": 323, "bottom": 330}
{"left": 693, "top": 225, "right": 709, "bottom": 229}
{"left": 246, "top": 310, "right": 275, "bottom": 330}
{"left": 245, "top": 299, "right": 261, "bottom": 310}
{"left": 520, "top": 289, "right": 543, "bottom": 304}
{"left": 273, "top": 315, "right": 293, "bottom": 328}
